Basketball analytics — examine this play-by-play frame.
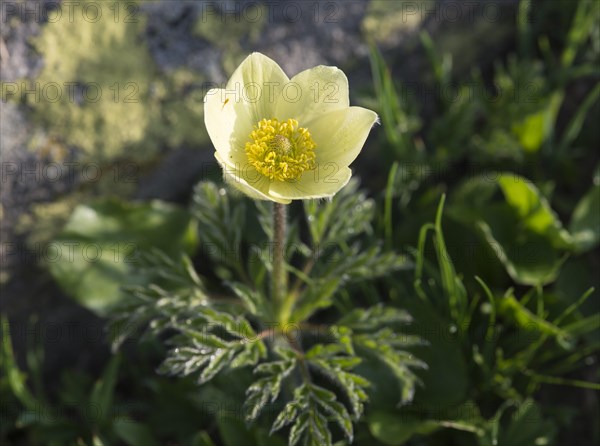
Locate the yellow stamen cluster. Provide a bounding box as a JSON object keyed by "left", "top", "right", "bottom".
{"left": 245, "top": 118, "right": 317, "bottom": 181}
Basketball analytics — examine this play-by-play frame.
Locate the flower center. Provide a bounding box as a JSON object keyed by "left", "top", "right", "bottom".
{"left": 245, "top": 118, "right": 317, "bottom": 181}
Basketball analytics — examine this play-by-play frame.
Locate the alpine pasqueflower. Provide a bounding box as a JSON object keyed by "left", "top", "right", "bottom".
{"left": 204, "top": 52, "right": 378, "bottom": 203}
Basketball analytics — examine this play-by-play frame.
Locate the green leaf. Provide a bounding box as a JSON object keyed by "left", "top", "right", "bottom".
{"left": 245, "top": 376, "right": 277, "bottom": 422}
{"left": 339, "top": 306, "right": 426, "bottom": 408}
{"left": 89, "top": 354, "right": 121, "bottom": 426}
{"left": 450, "top": 174, "right": 573, "bottom": 285}
{"left": 495, "top": 399, "right": 556, "bottom": 446}
{"left": 271, "top": 383, "right": 348, "bottom": 446}
{"left": 497, "top": 176, "right": 572, "bottom": 247}
{"left": 327, "top": 245, "right": 412, "bottom": 283}
{"left": 562, "top": 313, "right": 600, "bottom": 337}
{"left": 400, "top": 299, "right": 469, "bottom": 410}
{"left": 288, "top": 412, "right": 309, "bottom": 446}
{"left": 558, "top": 82, "right": 600, "bottom": 152}
{"left": 107, "top": 252, "right": 209, "bottom": 350}
{"left": 295, "top": 179, "right": 406, "bottom": 322}
{"left": 337, "top": 305, "right": 412, "bottom": 331}
{"left": 271, "top": 401, "right": 299, "bottom": 433}
{"left": 368, "top": 43, "right": 421, "bottom": 158}
{"left": 570, "top": 175, "right": 600, "bottom": 252}
{"left": 415, "top": 196, "right": 468, "bottom": 323}
{"left": 303, "top": 179, "right": 374, "bottom": 247}
{"left": 511, "top": 109, "right": 547, "bottom": 153}
{"left": 291, "top": 276, "right": 343, "bottom": 322}
{"left": 230, "top": 341, "right": 266, "bottom": 369}
{"left": 158, "top": 346, "right": 211, "bottom": 377}
{"left": 158, "top": 310, "right": 265, "bottom": 385}
{"left": 255, "top": 200, "right": 274, "bottom": 239}
{"left": 245, "top": 354, "right": 297, "bottom": 421}
{"left": 497, "top": 293, "right": 573, "bottom": 347}
{"left": 0, "top": 318, "right": 39, "bottom": 412}
{"left": 216, "top": 416, "right": 252, "bottom": 446}
{"left": 306, "top": 343, "right": 371, "bottom": 419}
{"left": 420, "top": 30, "right": 452, "bottom": 87}
{"left": 368, "top": 412, "right": 439, "bottom": 446}
{"left": 191, "top": 181, "right": 246, "bottom": 275}
{"left": 308, "top": 411, "right": 331, "bottom": 446}
{"left": 199, "top": 348, "right": 236, "bottom": 384}
{"left": 190, "top": 431, "right": 217, "bottom": 446}
{"left": 47, "top": 199, "right": 197, "bottom": 315}
{"left": 181, "top": 330, "right": 231, "bottom": 349}
{"left": 314, "top": 395, "right": 353, "bottom": 442}
{"left": 113, "top": 419, "right": 159, "bottom": 446}
{"left": 228, "top": 282, "right": 270, "bottom": 318}
{"left": 560, "top": 0, "right": 598, "bottom": 69}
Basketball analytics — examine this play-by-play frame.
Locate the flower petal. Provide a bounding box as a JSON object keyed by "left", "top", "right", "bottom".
{"left": 269, "top": 166, "right": 352, "bottom": 200}
{"left": 307, "top": 107, "right": 379, "bottom": 168}
{"left": 204, "top": 88, "right": 250, "bottom": 165}
{"left": 204, "top": 53, "right": 289, "bottom": 164}
{"left": 215, "top": 153, "right": 291, "bottom": 204}
{"left": 275, "top": 66, "right": 349, "bottom": 124}
{"left": 226, "top": 52, "right": 289, "bottom": 124}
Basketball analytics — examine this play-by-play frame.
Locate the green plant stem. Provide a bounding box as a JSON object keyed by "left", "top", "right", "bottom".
{"left": 273, "top": 203, "right": 288, "bottom": 323}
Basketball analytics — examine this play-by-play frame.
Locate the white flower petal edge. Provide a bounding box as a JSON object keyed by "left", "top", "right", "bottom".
{"left": 204, "top": 88, "right": 250, "bottom": 165}
{"left": 306, "top": 107, "right": 380, "bottom": 168}
{"left": 215, "top": 152, "right": 291, "bottom": 204}
{"left": 275, "top": 65, "right": 349, "bottom": 124}
{"left": 226, "top": 52, "right": 289, "bottom": 124}
{"left": 269, "top": 166, "right": 352, "bottom": 200}
{"left": 204, "top": 53, "right": 289, "bottom": 165}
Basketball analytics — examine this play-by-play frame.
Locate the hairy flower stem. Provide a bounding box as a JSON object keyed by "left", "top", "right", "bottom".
{"left": 272, "top": 203, "right": 289, "bottom": 324}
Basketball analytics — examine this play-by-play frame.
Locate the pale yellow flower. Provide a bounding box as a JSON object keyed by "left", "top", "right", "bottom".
{"left": 204, "top": 53, "right": 378, "bottom": 203}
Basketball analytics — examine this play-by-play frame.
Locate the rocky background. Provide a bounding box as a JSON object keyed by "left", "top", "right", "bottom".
{"left": 4, "top": 2, "right": 600, "bottom": 446}
{"left": 2, "top": 0, "right": 518, "bottom": 391}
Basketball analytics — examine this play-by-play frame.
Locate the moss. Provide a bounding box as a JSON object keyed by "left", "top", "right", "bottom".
{"left": 6, "top": 2, "right": 212, "bottom": 250}
{"left": 16, "top": 192, "right": 87, "bottom": 247}
{"left": 30, "top": 2, "right": 157, "bottom": 160}
{"left": 153, "top": 67, "right": 208, "bottom": 148}
{"left": 15, "top": 161, "right": 141, "bottom": 249}
{"left": 29, "top": 1, "right": 208, "bottom": 162}
{"left": 193, "top": 2, "right": 266, "bottom": 73}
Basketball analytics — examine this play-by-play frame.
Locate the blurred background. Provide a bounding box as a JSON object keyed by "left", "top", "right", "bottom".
{"left": 1, "top": 1, "right": 599, "bottom": 445}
